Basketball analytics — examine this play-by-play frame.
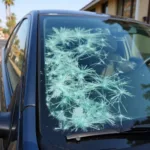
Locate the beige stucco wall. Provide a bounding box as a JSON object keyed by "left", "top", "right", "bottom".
{"left": 87, "top": 2, "right": 102, "bottom": 13}
{"left": 95, "top": 2, "right": 102, "bottom": 13}
{"left": 88, "top": 0, "right": 117, "bottom": 15}
{"left": 137, "top": 0, "right": 149, "bottom": 21}
{"left": 86, "top": 0, "right": 149, "bottom": 22}
{"left": 108, "top": 0, "right": 117, "bottom": 15}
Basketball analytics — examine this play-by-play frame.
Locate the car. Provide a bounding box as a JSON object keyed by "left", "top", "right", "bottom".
{"left": 1, "top": 10, "right": 150, "bottom": 150}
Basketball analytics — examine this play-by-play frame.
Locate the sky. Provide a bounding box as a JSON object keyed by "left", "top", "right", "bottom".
{"left": 0, "top": 0, "right": 91, "bottom": 27}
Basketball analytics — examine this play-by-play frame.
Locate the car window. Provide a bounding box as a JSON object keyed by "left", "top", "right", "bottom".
{"left": 5, "top": 24, "right": 20, "bottom": 52}
{"left": 6, "top": 19, "right": 29, "bottom": 92}
{"left": 39, "top": 15, "right": 150, "bottom": 149}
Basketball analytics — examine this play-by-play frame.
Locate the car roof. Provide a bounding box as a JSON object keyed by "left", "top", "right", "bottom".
{"left": 27, "top": 10, "right": 149, "bottom": 27}
{"left": 38, "top": 9, "right": 109, "bottom": 17}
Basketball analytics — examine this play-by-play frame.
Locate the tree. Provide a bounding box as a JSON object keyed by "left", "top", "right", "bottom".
{"left": 6, "top": 13, "right": 16, "bottom": 33}
{"left": 3, "top": 13, "right": 16, "bottom": 35}
{"left": 2, "top": 28, "right": 9, "bottom": 34}
{"left": 2, "top": 0, "right": 14, "bottom": 18}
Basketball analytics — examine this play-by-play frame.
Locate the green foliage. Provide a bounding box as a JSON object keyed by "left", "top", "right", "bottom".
{"left": 2, "top": 0, "right": 15, "bottom": 20}
{"left": 6, "top": 13, "right": 16, "bottom": 27}
{"left": 2, "top": 0, "right": 16, "bottom": 34}
{"left": 4, "top": 13, "right": 16, "bottom": 34}
{"left": 2, "top": 0, "right": 14, "bottom": 6}
{"left": 2, "top": 28, "right": 9, "bottom": 34}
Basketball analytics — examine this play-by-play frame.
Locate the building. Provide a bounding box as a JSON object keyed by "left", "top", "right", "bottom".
{"left": 81, "top": 0, "right": 150, "bottom": 23}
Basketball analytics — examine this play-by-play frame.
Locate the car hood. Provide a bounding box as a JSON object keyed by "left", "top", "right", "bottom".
{"left": 39, "top": 134, "right": 150, "bottom": 150}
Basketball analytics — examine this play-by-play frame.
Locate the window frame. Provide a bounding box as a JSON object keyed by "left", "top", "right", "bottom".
{"left": 102, "top": 1, "right": 108, "bottom": 14}
{"left": 5, "top": 18, "right": 30, "bottom": 96}
{"left": 4, "top": 23, "right": 20, "bottom": 54}
{"left": 37, "top": 15, "right": 150, "bottom": 149}
{"left": 117, "top": 0, "right": 136, "bottom": 18}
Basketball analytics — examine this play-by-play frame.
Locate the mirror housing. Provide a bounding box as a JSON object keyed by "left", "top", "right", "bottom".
{"left": 0, "top": 112, "right": 11, "bottom": 138}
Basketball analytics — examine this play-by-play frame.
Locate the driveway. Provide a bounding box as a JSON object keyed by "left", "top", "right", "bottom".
{"left": 0, "top": 40, "right": 6, "bottom": 49}
{"left": 0, "top": 40, "right": 6, "bottom": 62}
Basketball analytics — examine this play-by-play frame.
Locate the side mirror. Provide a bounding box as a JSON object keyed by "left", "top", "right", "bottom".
{"left": 0, "top": 112, "right": 11, "bottom": 138}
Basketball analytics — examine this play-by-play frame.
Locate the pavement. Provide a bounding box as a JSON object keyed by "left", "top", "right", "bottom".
{"left": 0, "top": 40, "right": 6, "bottom": 63}
{"left": 0, "top": 40, "right": 6, "bottom": 49}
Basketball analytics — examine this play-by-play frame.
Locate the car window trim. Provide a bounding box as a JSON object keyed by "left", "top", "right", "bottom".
{"left": 2, "top": 22, "right": 22, "bottom": 101}
{"left": 4, "top": 22, "right": 21, "bottom": 57}
{"left": 5, "top": 17, "right": 30, "bottom": 96}
{"left": 5, "top": 20, "right": 24, "bottom": 62}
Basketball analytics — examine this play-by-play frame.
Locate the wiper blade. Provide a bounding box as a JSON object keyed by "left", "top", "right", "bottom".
{"left": 132, "top": 124, "right": 150, "bottom": 130}
{"left": 66, "top": 129, "right": 120, "bottom": 141}
{"left": 66, "top": 124, "right": 150, "bottom": 141}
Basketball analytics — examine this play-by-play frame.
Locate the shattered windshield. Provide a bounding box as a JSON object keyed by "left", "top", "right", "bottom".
{"left": 39, "top": 15, "right": 150, "bottom": 142}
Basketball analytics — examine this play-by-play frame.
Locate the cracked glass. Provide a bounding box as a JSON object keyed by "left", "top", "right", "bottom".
{"left": 39, "top": 15, "right": 150, "bottom": 146}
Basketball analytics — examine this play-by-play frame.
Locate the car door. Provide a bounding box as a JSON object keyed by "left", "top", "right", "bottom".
{"left": 1, "top": 18, "right": 30, "bottom": 150}
{"left": 0, "top": 23, "right": 20, "bottom": 112}
{"left": 0, "top": 21, "right": 21, "bottom": 150}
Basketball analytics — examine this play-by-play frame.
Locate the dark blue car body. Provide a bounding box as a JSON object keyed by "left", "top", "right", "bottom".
{"left": 1, "top": 10, "right": 150, "bottom": 150}
{"left": 1, "top": 10, "right": 38, "bottom": 150}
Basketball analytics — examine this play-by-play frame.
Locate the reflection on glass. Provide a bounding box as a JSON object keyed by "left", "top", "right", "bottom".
{"left": 132, "top": 0, "right": 136, "bottom": 18}
{"left": 42, "top": 16, "right": 150, "bottom": 132}
{"left": 117, "top": 0, "right": 123, "bottom": 16}
{"left": 118, "top": 0, "right": 136, "bottom": 18}
{"left": 123, "top": 0, "right": 132, "bottom": 17}
{"left": 8, "top": 37, "right": 24, "bottom": 77}
{"left": 7, "top": 19, "right": 28, "bottom": 91}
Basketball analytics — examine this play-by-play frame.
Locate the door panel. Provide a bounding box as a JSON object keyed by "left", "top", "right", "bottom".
{"left": 1, "top": 18, "right": 30, "bottom": 150}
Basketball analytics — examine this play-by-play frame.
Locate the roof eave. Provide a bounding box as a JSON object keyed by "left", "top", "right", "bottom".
{"left": 80, "top": 0, "right": 100, "bottom": 11}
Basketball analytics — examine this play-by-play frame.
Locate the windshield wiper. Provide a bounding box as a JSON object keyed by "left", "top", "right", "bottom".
{"left": 132, "top": 124, "right": 150, "bottom": 130}
{"left": 66, "top": 129, "right": 120, "bottom": 141}
{"left": 66, "top": 124, "right": 150, "bottom": 141}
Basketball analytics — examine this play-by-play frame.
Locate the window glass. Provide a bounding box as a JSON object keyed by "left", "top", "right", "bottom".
{"left": 117, "top": 0, "right": 136, "bottom": 19}
{"left": 102, "top": 2, "right": 108, "bottom": 14}
{"left": 132, "top": 0, "right": 136, "bottom": 18}
{"left": 5, "top": 25, "right": 19, "bottom": 52}
{"left": 117, "top": 0, "right": 123, "bottom": 16}
{"left": 123, "top": 0, "right": 132, "bottom": 17}
{"left": 7, "top": 19, "right": 29, "bottom": 91}
{"left": 39, "top": 16, "right": 150, "bottom": 149}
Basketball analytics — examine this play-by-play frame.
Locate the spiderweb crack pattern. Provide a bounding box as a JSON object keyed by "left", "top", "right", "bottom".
{"left": 45, "top": 27, "right": 133, "bottom": 132}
